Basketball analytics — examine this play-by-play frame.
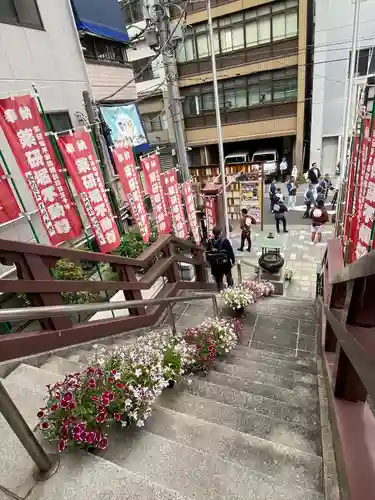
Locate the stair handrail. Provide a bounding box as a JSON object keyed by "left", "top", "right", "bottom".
{"left": 0, "top": 293, "right": 219, "bottom": 334}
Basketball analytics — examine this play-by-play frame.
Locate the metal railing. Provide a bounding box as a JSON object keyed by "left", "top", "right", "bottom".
{"left": 236, "top": 260, "right": 259, "bottom": 285}
{"left": 0, "top": 292, "right": 218, "bottom": 481}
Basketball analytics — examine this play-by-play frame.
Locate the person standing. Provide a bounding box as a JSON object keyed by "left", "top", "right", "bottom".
{"left": 268, "top": 180, "right": 277, "bottom": 211}
{"left": 286, "top": 178, "right": 297, "bottom": 209}
{"left": 238, "top": 208, "right": 256, "bottom": 252}
{"left": 206, "top": 226, "right": 235, "bottom": 290}
{"left": 273, "top": 198, "right": 288, "bottom": 233}
{"left": 308, "top": 163, "right": 321, "bottom": 185}
{"left": 311, "top": 199, "right": 329, "bottom": 243}
{"left": 280, "top": 156, "right": 288, "bottom": 182}
{"left": 291, "top": 164, "right": 298, "bottom": 181}
{"left": 303, "top": 183, "right": 316, "bottom": 218}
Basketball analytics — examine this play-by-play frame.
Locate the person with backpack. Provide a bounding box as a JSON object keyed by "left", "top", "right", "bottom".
{"left": 311, "top": 199, "right": 329, "bottom": 243}
{"left": 238, "top": 208, "right": 256, "bottom": 252}
{"left": 273, "top": 198, "right": 288, "bottom": 233}
{"left": 206, "top": 226, "right": 235, "bottom": 290}
{"left": 268, "top": 180, "right": 277, "bottom": 211}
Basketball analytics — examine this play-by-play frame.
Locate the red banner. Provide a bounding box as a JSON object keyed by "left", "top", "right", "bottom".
{"left": 0, "top": 163, "right": 20, "bottom": 223}
{"left": 0, "top": 95, "right": 81, "bottom": 244}
{"left": 58, "top": 131, "right": 120, "bottom": 253}
{"left": 112, "top": 145, "right": 151, "bottom": 243}
{"left": 182, "top": 181, "right": 200, "bottom": 245}
{"left": 141, "top": 153, "right": 171, "bottom": 234}
{"left": 343, "top": 134, "right": 360, "bottom": 253}
{"left": 204, "top": 197, "right": 216, "bottom": 239}
{"left": 162, "top": 170, "right": 188, "bottom": 239}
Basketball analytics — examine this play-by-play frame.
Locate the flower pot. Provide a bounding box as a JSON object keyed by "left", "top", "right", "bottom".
{"left": 167, "top": 380, "right": 175, "bottom": 389}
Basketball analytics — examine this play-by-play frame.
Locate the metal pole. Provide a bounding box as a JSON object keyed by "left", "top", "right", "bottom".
{"left": 167, "top": 303, "right": 177, "bottom": 334}
{"left": 0, "top": 381, "right": 59, "bottom": 481}
{"left": 207, "top": 0, "right": 230, "bottom": 238}
{"left": 158, "top": 3, "right": 190, "bottom": 181}
{"left": 237, "top": 261, "right": 243, "bottom": 284}
{"left": 336, "top": 0, "right": 361, "bottom": 235}
{"left": 212, "top": 294, "right": 219, "bottom": 317}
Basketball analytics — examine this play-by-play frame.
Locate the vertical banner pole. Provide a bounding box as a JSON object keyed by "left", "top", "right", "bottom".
{"left": 0, "top": 149, "right": 40, "bottom": 244}
{"left": 32, "top": 86, "right": 114, "bottom": 317}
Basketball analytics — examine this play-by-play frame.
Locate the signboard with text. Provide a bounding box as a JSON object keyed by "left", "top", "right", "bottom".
{"left": 162, "top": 170, "right": 188, "bottom": 239}
{"left": 182, "top": 181, "right": 200, "bottom": 245}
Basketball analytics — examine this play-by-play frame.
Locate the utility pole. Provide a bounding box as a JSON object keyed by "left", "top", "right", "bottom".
{"left": 156, "top": 1, "right": 190, "bottom": 180}
{"left": 335, "top": 0, "right": 361, "bottom": 235}
{"left": 207, "top": 0, "right": 230, "bottom": 238}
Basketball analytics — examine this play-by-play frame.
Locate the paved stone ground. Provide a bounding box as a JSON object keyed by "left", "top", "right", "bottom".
{"left": 227, "top": 224, "right": 332, "bottom": 300}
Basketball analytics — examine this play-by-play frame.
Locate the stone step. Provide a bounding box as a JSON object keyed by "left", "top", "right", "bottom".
{"left": 230, "top": 347, "right": 317, "bottom": 374}
{"left": 100, "top": 426, "right": 323, "bottom": 500}
{"left": 222, "top": 356, "right": 317, "bottom": 384}
{"left": 204, "top": 370, "right": 318, "bottom": 411}
{"left": 183, "top": 378, "right": 319, "bottom": 429}
{"left": 233, "top": 342, "right": 316, "bottom": 363}
{"left": 144, "top": 405, "right": 323, "bottom": 494}
{"left": 157, "top": 390, "right": 321, "bottom": 456}
{"left": 215, "top": 361, "right": 318, "bottom": 396}
{"left": 5, "top": 363, "right": 61, "bottom": 395}
{"left": 27, "top": 451, "right": 193, "bottom": 500}
{"left": 0, "top": 379, "right": 48, "bottom": 498}
{"left": 39, "top": 356, "right": 85, "bottom": 376}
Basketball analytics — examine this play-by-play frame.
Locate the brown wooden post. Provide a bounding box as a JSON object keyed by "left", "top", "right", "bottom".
{"left": 334, "top": 347, "right": 367, "bottom": 402}
{"left": 162, "top": 241, "right": 179, "bottom": 283}
{"left": 114, "top": 264, "right": 146, "bottom": 316}
{"left": 194, "top": 247, "right": 208, "bottom": 283}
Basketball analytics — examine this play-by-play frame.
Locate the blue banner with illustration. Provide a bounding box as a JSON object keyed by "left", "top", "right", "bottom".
{"left": 100, "top": 104, "right": 149, "bottom": 154}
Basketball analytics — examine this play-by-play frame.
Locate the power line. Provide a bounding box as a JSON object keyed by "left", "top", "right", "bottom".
{"left": 98, "top": 0, "right": 191, "bottom": 102}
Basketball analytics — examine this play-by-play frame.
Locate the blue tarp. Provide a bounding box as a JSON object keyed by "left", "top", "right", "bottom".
{"left": 71, "top": 0, "right": 129, "bottom": 43}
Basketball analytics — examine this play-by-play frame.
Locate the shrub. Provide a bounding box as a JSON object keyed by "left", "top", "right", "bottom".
{"left": 52, "top": 259, "right": 97, "bottom": 305}
{"left": 220, "top": 285, "right": 256, "bottom": 311}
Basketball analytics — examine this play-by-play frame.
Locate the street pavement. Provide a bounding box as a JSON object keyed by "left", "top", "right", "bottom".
{"left": 260, "top": 181, "right": 336, "bottom": 227}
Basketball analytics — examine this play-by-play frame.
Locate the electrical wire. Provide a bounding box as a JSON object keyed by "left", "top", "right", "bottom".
{"left": 98, "top": 0, "right": 191, "bottom": 102}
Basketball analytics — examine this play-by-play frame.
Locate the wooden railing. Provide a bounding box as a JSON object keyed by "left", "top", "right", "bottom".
{"left": 0, "top": 235, "right": 214, "bottom": 362}
{"left": 320, "top": 238, "right": 375, "bottom": 500}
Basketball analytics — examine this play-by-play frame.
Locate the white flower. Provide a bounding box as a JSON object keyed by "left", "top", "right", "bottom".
{"left": 136, "top": 420, "right": 145, "bottom": 427}
{"left": 135, "top": 368, "right": 142, "bottom": 377}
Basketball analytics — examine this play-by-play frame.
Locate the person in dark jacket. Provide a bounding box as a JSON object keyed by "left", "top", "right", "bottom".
{"left": 303, "top": 183, "right": 316, "bottom": 218}
{"left": 207, "top": 226, "right": 235, "bottom": 290}
{"left": 308, "top": 163, "right": 321, "bottom": 185}
{"left": 311, "top": 199, "right": 329, "bottom": 243}
{"left": 268, "top": 180, "right": 277, "bottom": 211}
{"left": 273, "top": 199, "right": 288, "bottom": 233}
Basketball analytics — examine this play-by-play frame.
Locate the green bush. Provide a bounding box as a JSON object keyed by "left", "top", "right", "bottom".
{"left": 52, "top": 259, "right": 98, "bottom": 305}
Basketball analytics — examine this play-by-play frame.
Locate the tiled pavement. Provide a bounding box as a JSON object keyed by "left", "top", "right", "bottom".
{"left": 229, "top": 225, "right": 332, "bottom": 300}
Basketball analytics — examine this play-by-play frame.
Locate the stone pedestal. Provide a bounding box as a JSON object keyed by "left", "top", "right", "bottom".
{"left": 259, "top": 268, "right": 284, "bottom": 295}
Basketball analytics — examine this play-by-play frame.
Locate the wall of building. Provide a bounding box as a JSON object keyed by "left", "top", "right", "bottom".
{"left": 0, "top": 0, "right": 91, "bottom": 248}
{"left": 310, "top": 0, "right": 375, "bottom": 175}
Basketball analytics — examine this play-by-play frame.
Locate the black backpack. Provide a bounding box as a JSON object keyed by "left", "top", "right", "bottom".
{"left": 206, "top": 237, "right": 229, "bottom": 267}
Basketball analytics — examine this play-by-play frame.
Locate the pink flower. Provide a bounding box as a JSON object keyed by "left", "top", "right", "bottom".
{"left": 86, "top": 432, "right": 95, "bottom": 444}
{"left": 95, "top": 430, "right": 102, "bottom": 442}
{"left": 69, "top": 402, "right": 76, "bottom": 410}
{"left": 74, "top": 422, "right": 85, "bottom": 433}
{"left": 87, "top": 367, "right": 95, "bottom": 374}
{"left": 73, "top": 433, "right": 82, "bottom": 441}
{"left": 62, "top": 418, "right": 71, "bottom": 426}
{"left": 111, "top": 370, "right": 117, "bottom": 375}
{"left": 58, "top": 439, "right": 66, "bottom": 452}
{"left": 61, "top": 399, "right": 69, "bottom": 408}
{"left": 113, "top": 412, "right": 121, "bottom": 422}
{"left": 96, "top": 412, "right": 106, "bottom": 424}
{"left": 37, "top": 410, "right": 44, "bottom": 418}
{"left": 50, "top": 403, "right": 59, "bottom": 412}
{"left": 40, "top": 422, "right": 49, "bottom": 429}
{"left": 91, "top": 395, "right": 99, "bottom": 403}
{"left": 107, "top": 377, "right": 114, "bottom": 384}
{"left": 60, "top": 427, "right": 69, "bottom": 439}
{"left": 116, "top": 383, "right": 125, "bottom": 389}
{"left": 98, "top": 437, "right": 108, "bottom": 450}
{"left": 88, "top": 378, "right": 96, "bottom": 389}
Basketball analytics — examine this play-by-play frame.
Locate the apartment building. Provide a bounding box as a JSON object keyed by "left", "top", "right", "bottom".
{"left": 121, "top": 0, "right": 176, "bottom": 168}
{"left": 310, "top": 0, "right": 375, "bottom": 177}
{"left": 172, "top": 0, "right": 312, "bottom": 170}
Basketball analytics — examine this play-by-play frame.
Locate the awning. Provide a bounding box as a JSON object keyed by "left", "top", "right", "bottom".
{"left": 71, "top": 0, "right": 129, "bottom": 43}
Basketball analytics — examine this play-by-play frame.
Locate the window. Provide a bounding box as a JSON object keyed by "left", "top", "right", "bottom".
{"left": 351, "top": 48, "right": 375, "bottom": 77}
{"left": 0, "top": 0, "right": 43, "bottom": 29}
{"left": 47, "top": 112, "right": 72, "bottom": 136}
{"left": 120, "top": 0, "right": 143, "bottom": 25}
{"left": 177, "top": 0, "right": 298, "bottom": 63}
{"left": 81, "top": 35, "right": 127, "bottom": 64}
{"left": 143, "top": 113, "right": 164, "bottom": 132}
{"left": 181, "top": 67, "right": 298, "bottom": 116}
{"left": 132, "top": 57, "right": 156, "bottom": 82}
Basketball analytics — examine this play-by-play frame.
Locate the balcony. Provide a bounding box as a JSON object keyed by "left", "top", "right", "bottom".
{"left": 178, "top": 38, "right": 298, "bottom": 78}
{"left": 85, "top": 61, "right": 137, "bottom": 102}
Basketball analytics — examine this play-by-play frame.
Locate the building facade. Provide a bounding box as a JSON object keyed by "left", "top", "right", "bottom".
{"left": 121, "top": 0, "right": 176, "bottom": 168}
{"left": 0, "top": 0, "right": 92, "bottom": 247}
{"left": 310, "top": 0, "right": 375, "bottom": 177}
{"left": 172, "top": 0, "right": 311, "bottom": 170}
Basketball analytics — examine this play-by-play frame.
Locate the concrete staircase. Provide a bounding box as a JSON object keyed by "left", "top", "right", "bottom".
{"left": 0, "top": 296, "right": 328, "bottom": 500}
